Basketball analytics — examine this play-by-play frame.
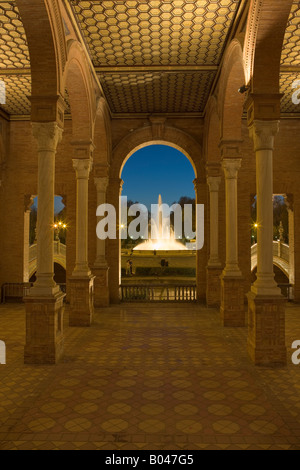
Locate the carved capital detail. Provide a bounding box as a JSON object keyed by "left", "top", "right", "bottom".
{"left": 32, "top": 122, "right": 63, "bottom": 152}
{"left": 222, "top": 158, "right": 242, "bottom": 179}
{"left": 249, "top": 120, "right": 279, "bottom": 152}
{"left": 72, "top": 158, "right": 92, "bottom": 179}
{"left": 207, "top": 176, "right": 221, "bottom": 192}
{"left": 94, "top": 177, "right": 109, "bottom": 193}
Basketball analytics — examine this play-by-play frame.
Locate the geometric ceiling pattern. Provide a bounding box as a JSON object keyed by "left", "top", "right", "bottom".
{"left": 280, "top": 73, "right": 300, "bottom": 115}
{"left": 70, "top": 0, "right": 240, "bottom": 67}
{"left": 0, "top": 74, "right": 31, "bottom": 115}
{"left": 0, "top": 0, "right": 299, "bottom": 117}
{"left": 280, "top": 1, "right": 300, "bottom": 115}
{"left": 0, "top": 1, "right": 31, "bottom": 116}
{"left": 281, "top": 1, "right": 300, "bottom": 66}
{"left": 99, "top": 71, "right": 216, "bottom": 114}
{"left": 70, "top": 0, "right": 242, "bottom": 115}
{"left": 0, "top": 1, "right": 30, "bottom": 69}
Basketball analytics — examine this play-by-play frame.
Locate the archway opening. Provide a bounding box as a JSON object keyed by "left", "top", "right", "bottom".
{"left": 119, "top": 144, "right": 197, "bottom": 300}
{"left": 250, "top": 194, "right": 293, "bottom": 298}
{"left": 26, "top": 196, "right": 67, "bottom": 289}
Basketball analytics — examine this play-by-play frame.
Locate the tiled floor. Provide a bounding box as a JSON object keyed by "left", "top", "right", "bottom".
{"left": 1, "top": 302, "right": 300, "bottom": 450}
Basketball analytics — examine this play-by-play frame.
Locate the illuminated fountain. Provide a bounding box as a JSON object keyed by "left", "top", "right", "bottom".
{"left": 133, "top": 195, "right": 187, "bottom": 251}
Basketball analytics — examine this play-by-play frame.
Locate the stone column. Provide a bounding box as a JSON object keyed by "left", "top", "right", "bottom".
{"left": 24, "top": 122, "right": 65, "bottom": 364}
{"left": 220, "top": 158, "right": 245, "bottom": 326}
{"left": 107, "top": 178, "right": 124, "bottom": 304}
{"left": 193, "top": 177, "right": 207, "bottom": 303}
{"left": 247, "top": 120, "right": 286, "bottom": 366}
{"left": 206, "top": 163, "right": 222, "bottom": 307}
{"left": 23, "top": 195, "right": 34, "bottom": 283}
{"left": 69, "top": 146, "right": 95, "bottom": 327}
{"left": 93, "top": 176, "right": 110, "bottom": 307}
{"left": 285, "top": 194, "right": 294, "bottom": 294}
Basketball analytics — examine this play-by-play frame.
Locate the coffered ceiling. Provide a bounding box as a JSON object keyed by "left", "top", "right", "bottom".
{"left": 70, "top": 0, "right": 242, "bottom": 116}
{"left": 0, "top": 0, "right": 299, "bottom": 118}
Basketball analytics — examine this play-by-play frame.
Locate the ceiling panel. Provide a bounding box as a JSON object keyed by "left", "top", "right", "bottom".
{"left": 70, "top": 0, "right": 240, "bottom": 68}
{"left": 0, "top": 74, "right": 31, "bottom": 115}
{"left": 0, "top": 1, "right": 30, "bottom": 69}
{"left": 281, "top": 1, "right": 300, "bottom": 66}
{"left": 98, "top": 70, "right": 216, "bottom": 114}
{"left": 70, "top": 0, "right": 240, "bottom": 114}
{"left": 280, "top": 73, "right": 300, "bottom": 114}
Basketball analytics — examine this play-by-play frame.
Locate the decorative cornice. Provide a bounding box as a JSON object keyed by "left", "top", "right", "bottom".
{"left": 219, "top": 140, "right": 243, "bottom": 159}
{"left": 71, "top": 140, "right": 95, "bottom": 159}
{"left": 206, "top": 162, "right": 222, "bottom": 178}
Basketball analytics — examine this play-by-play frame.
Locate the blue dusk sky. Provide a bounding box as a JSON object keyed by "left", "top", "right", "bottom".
{"left": 121, "top": 145, "right": 196, "bottom": 209}
{"left": 32, "top": 145, "right": 195, "bottom": 214}
{"left": 32, "top": 196, "right": 65, "bottom": 215}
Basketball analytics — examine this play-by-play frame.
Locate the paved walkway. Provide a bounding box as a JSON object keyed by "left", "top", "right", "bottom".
{"left": 1, "top": 303, "right": 300, "bottom": 450}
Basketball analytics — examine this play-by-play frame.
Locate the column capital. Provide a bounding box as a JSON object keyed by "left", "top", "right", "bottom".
{"left": 207, "top": 176, "right": 221, "bottom": 192}
{"left": 222, "top": 158, "right": 242, "bottom": 179}
{"left": 249, "top": 120, "right": 279, "bottom": 152}
{"left": 32, "top": 122, "right": 63, "bottom": 152}
{"left": 72, "top": 158, "right": 92, "bottom": 179}
{"left": 94, "top": 176, "right": 109, "bottom": 193}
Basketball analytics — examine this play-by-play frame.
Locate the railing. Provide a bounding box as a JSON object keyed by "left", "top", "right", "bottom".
{"left": 1, "top": 283, "right": 32, "bottom": 303}
{"left": 29, "top": 241, "right": 66, "bottom": 263}
{"left": 120, "top": 284, "right": 197, "bottom": 302}
{"left": 1, "top": 282, "right": 67, "bottom": 303}
{"left": 251, "top": 241, "right": 290, "bottom": 275}
{"left": 278, "top": 283, "right": 293, "bottom": 301}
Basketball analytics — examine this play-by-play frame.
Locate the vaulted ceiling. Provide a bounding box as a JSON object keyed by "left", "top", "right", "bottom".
{"left": 0, "top": 0, "right": 299, "bottom": 118}
{"left": 70, "top": 0, "right": 242, "bottom": 116}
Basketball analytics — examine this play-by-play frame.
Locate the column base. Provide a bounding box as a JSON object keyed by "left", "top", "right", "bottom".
{"left": 247, "top": 291, "right": 287, "bottom": 366}
{"left": 206, "top": 265, "right": 222, "bottom": 307}
{"left": 92, "top": 266, "right": 110, "bottom": 307}
{"left": 69, "top": 276, "right": 95, "bottom": 327}
{"left": 24, "top": 291, "right": 65, "bottom": 365}
{"left": 220, "top": 274, "right": 245, "bottom": 327}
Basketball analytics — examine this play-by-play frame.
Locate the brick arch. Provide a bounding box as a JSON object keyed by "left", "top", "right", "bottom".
{"left": 111, "top": 126, "right": 203, "bottom": 181}
{"left": 64, "top": 40, "right": 97, "bottom": 141}
{"left": 204, "top": 96, "right": 221, "bottom": 163}
{"left": 93, "top": 98, "right": 112, "bottom": 169}
{"left": 244, "top": 0, "right": 294, "bottom": 93}
{"left": 16, "top": 0, "right": 66, "bottom": 99}
{"left": 218, "top": 39, "right": 245, "bottom": 142}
